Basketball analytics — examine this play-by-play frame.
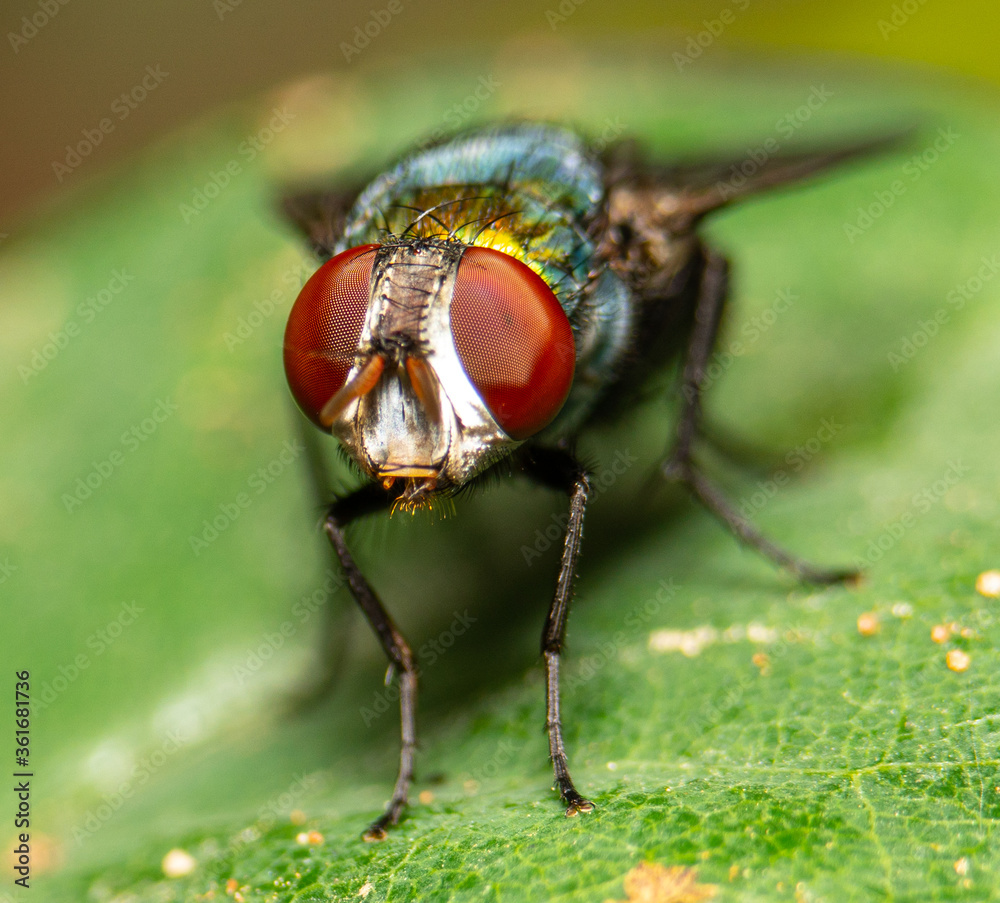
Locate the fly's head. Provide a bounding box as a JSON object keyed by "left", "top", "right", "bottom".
{"left": 284, "top": 238, "right": 576, "bottom": 507}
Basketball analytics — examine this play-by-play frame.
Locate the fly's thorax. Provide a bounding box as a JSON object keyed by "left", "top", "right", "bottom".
{"left": 331, "top": 239, "right": 519, "bottom": 494}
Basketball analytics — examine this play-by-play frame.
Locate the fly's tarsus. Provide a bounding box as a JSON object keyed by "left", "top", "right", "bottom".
{"left": 669, "top": 455, "right": 860, "bottom": 585}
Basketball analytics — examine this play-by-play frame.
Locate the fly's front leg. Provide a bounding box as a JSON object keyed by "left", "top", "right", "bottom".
{"left": 325, "top": 484, "right": 417, "bottom": 841}
{"left": 663, "top": 248, "right": 858, "bottom": 585}
{"left": 523, "top": 448, "right": 595, "bottom": 816}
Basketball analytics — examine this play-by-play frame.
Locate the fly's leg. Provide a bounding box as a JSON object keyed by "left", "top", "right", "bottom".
{"left": 523, "top": 448, "right": 595, "bottom": 816}
{"left": 324, "top": 483, "right": 417, "bottom": 841}
{"left": 663, "top": 249, "right": 859, "bottom": 585}
{"left": 666, "top": 250, "right": 730, "bottom": 471}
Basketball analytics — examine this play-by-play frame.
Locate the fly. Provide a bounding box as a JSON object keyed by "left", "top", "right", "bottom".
{"left": 281, "top": 122, "right": 890, "bottom": 840}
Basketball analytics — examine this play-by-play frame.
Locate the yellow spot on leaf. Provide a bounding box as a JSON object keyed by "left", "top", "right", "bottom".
{"left": 751, "top": 652, "right": 771, "bottom": 675}
{"left": 947, "top": 649, "right": 970, "bottom": 672}
{"left": 296, "top": 829, "right": 324, "bottom": 845}
{"left": 162, "top": 847, "right": 197, "bottom": 878}
{"left": 976, "top": 569, "right": 1000, "bottom": 597}
{"left": 604, "top": 863, "right": 716, "bottom": 903}
{"left": 857, "top": 612, "right": 879, "bottom": 636}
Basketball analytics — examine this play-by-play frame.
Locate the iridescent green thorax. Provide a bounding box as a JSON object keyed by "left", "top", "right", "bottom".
{"left": 340, "top": 183, "right": 595, "bottom": 313}
{"left": 337, "top": 125, "right": 606, "bottom": 308}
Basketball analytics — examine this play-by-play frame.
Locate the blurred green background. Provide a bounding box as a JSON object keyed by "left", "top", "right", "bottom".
{"left": 3, "top": 2, "right": 1000, "bottom": 902}
{"left": 2, "top": 0, "right": 999, "bottom": 224}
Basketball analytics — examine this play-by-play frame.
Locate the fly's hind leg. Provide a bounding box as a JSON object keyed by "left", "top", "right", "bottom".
{"left": 662, "top": 249, "right": 859, "bottom": 585}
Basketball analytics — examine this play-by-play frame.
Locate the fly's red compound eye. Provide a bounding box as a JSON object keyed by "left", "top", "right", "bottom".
{"left": 283, "top": 244, "right": 379, "bottom": 430}
{"left": 450, "top": 246, "right": 575, "bottom": 440}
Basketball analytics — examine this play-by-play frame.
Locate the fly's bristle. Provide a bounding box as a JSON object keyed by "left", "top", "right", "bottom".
{"left": 387, "top": 489, "right": 454, "bottom": 520}
{"left": 390, "top": 496, "right": 428, "bottom": 517}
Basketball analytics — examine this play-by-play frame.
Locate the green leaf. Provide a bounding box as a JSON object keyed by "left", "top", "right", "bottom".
{"left": 6, "top": 51, "right": 1000, "bottom": 902}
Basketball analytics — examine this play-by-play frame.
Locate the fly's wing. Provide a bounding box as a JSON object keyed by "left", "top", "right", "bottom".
{"left": 582, "top": 131, "right": 911, "bottom": 421}
{"left": 599, "top": 130, "right": 910, "bottom": 294}
{"left": 606, "top": 130, "right": 910, "bottom": 223}
{"left": 280, "top": 187, "right": 363, "bottom": 260}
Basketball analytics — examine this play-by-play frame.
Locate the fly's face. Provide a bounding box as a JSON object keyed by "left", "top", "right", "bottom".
{"left": 284, "top": 237, "right": 576, "bottom": 504}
